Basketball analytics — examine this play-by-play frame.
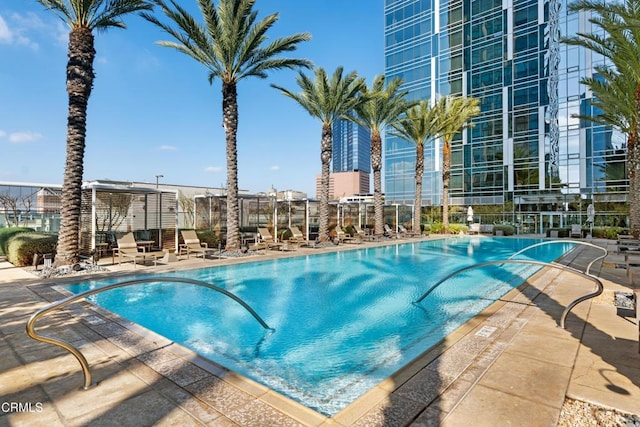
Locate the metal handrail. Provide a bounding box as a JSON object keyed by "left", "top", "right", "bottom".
{"left": 414, "top": 240, "right": 607, "bottom": 329}
{"left": 26, "top": 277, "right": 273, "bottom": 390}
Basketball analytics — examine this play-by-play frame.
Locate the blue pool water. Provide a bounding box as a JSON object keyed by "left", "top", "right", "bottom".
{"left": 66, "top": 237, "right": 573, "bottom": 415}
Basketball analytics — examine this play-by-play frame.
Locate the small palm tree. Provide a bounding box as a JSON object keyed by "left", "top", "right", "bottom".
{"left": 563, "top": 0, "right": 640, "bottom": 237}
{"left": 433, "top": 96, "right": 480, "bottom": 229}
{"left": 37, "top": 0, "right": 153, "bottom": 266}
{"left": 273, "top": 67, "right": 365, "bottom": 241}
{"left": 144, "top": 0, "right": 311, "bottom": 250}
{"left": 352, "top": 75, "right": 412, "bottom": 237}
{"left": 390, "top": 101, "right": 439, "bottom": 234}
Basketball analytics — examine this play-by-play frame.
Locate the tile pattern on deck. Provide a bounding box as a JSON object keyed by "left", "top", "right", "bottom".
{"left": 0, "top": 236, "right": 638, "bottom": 426}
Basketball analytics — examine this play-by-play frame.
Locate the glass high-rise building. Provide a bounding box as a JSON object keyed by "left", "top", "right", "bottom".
{"left": 332, "top": 119, "right": 371, "bottom": 173}
{"left": 384, "top": 0, "right": 628, "bottom": 231}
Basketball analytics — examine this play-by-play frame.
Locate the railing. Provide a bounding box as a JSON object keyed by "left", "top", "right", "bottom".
{"left": 26, "top": 277, "right": 273, "bottom": 390}
{"left": 414, "top": 240, "right": 607, "bottom": 329}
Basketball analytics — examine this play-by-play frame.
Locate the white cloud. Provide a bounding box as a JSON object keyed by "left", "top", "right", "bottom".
{"left": 8, "top": 131, "right": 42, "bottom": 144}
{"left": 158, "top": 144, "right": 177, "bottom": 151}
{"left": 205, "top": 166, "right": 222, "bottom": 173}
{"left": 270, "top": 165, "right": 280, "bottom": 171}
{"left": 0, "top": 15, "right": 13, "bottom": 44}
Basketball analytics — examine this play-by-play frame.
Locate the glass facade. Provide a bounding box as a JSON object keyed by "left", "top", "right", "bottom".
{"left": 332, "top": 119, "right": 372, "bottom": 173}
{"left": 384, "top": 0, "right": 628, "bottom": 228}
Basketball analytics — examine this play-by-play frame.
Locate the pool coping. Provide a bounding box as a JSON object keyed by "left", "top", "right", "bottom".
{"left": 23, "top": 235, "right": 573, "bottom": 426}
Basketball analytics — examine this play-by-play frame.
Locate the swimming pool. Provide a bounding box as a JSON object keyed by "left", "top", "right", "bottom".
{"left": 66, "top": 237, "right": 574, "bottom": 415}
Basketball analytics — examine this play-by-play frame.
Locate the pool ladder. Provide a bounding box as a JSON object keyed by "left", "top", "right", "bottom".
{"left": 414, "top": 240, "right": 607, "bottom": 329}
{"left": 26, "top": 277, "right": 273, "bottom": 390}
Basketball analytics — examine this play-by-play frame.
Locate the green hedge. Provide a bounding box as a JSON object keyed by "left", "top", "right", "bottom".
{"left": 6, "top": 232, "right": 57, "bottom": 267}
{"left": 493, "top": 224, "right": 515, "bottom": 236}
{"left": 0, "top": 227, "right": 35, "bottom": 255}
{"left": 591, "top": 227, "right": 629, "bottom": 240}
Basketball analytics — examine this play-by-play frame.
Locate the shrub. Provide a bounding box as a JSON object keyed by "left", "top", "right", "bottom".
{"left": 0, "top": 227, "right": 35, "bottom": 255}
{"left": 448, "top": 224, "right": 468, "bottom": 234}
{"left": 546, "top": 228, "right": 570, "bottom": 238}
{"left": 591, "top": 227, "right": 629, "bottom": 240}
{"left": 427, "top": 222, "right": 444, "bottom": 234}
{"left": 194, "top": 230, "right": 222, "bottom": 249}
{"left": 6, "top": 232, "right": 57, "bottom": 267}
{"left": 493, "top": 224, "right": 515, "bottom": 236}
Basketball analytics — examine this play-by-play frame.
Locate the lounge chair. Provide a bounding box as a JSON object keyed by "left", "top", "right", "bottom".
{"left": 335, "top": 227, "right": 361, "bottom": 244}
{"left": 288, "top": 226, "right": 310, "bottom": 247}
{"left": 179, "top": 230, "right": 216, "bottom": 260}
{"left": 570, "top": 224, "right": 582, "bottom": 239}
{"left": 384, "top": 224, "right": 398, "bottom": 238}
{"left": 258, "top": 228, "right": 283, "bottom": 250}
{"left": 399, "top": 224, "right": 422, "bottom": 238}
{"left": 353, "top": 224, "right": 374, "bottom": 241}
{"left": 113, "top": 232, "right": 160, "bottom": 268}
{"left": 469, "top": 223, "right": 481, "bottom": 235}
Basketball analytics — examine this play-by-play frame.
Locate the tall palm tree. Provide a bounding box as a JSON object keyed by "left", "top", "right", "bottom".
{"left": 352, "top": 75, "right": 412, "bottom": 237}
{"left": 390, "top": 101, "right": 439, "bottom": 234}
{"left": 273, "top": 67, "right": 365, "bottom": 242}
{"left": 144, "top": 0, "right": 311, "bottom": 250}
{"left": 563, "top": 0, "right": 640, "bottom": 237}
{"left": 38, "top": 0, "right": 153, "bottom": 266}
{"left": 433, "top": 96, "right": 480, "bottom": 229}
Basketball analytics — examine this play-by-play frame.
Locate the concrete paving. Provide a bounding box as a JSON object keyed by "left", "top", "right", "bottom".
{"left": 0, "top": 237, "right": 638, "bottom": 426}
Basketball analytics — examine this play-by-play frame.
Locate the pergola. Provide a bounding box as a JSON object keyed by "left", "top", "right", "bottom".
{"left": 80, "top": 181, "right": 178, "bottom": 255}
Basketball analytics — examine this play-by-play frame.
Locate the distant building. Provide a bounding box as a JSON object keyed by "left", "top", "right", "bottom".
{"left": 314, "top": 119, "right": 371, "bottom": 199}
{"left": 315, "top": 170, "right": 370, "bottom": 200}
{"left": 332, "top": 119, "right": 371, "bottom": 174}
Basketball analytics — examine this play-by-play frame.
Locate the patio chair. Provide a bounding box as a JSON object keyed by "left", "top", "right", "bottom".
{"left": 398, "top": 224, "right": 422, "bottom": 238}
{"left": 353, "top": 224, "right": 375, "bottom": 241}
{"left": 179, "top": 230, "right": 215, "bottom": 260}
{"left": 384, "top": 224, "right": 398, "bottom": 238}
{"left": 570, "top": 224, "right": 582, "bottom": 239}
{"left": 113, "top": 232, "right": 147, "bottom": 268}
{"left": 287, "top": 226, "right": 310, "bottom": 247}
{"left": 257, "top": 228, "right": 283, "bottom": 250}
{"left": 335, "top": 227, "right": 361, "bottom": 244}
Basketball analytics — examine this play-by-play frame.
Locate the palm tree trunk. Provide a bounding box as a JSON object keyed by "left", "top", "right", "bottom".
{"left": 442, "top": 139, "right": 451, "bottom": 229}
{"left": 223, "top": 81, "right": 240, "bottom": 251}
{"left": 318, "top": 123, "right": 332, "bottom": 241}
{"left": 371, "top": 130, "right": 384, "bottom": 237}
{"left": 54, "top": 28, "right": 95, "bottom": 267}
{"left": 629, "top": 84, "right": 640, "bottom": 238}
{"left": 414, "top": 143, "right": 424, "bottom": 234}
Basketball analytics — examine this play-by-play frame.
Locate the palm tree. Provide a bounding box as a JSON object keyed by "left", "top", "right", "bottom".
{"left": 37, "top": 0, "right": 153, "bottom": 266}
{"left": 144, "top": 0, "right": 311, "bottom": 250}
{"left": 433, "top": 96, "right": 480, "bottom": 229}
{"left": 390, "top": 101, "right": 439, "bottom": 234}
{"left": 273, "top": 67, "right": 365, "bottom": 242}
{"left": 563, "top": 0, "right": 640, "bottom": 237}
{"left": 352, "top": 75, "right": 412, "bottom": 237}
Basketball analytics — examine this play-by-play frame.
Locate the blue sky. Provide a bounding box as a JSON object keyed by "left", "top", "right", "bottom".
{"left": 0, "top": 1, "right": 383, "bottom": 196}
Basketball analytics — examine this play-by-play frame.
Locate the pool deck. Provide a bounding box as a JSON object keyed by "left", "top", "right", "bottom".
{"left": 0, "top": 236, "right": 638, "bottom": 426}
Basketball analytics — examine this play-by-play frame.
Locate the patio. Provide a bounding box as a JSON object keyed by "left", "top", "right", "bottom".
{"left": 0, "top": 236, "right": 638, "bottom": 425}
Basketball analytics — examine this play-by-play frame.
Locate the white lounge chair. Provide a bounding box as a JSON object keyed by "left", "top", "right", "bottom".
{"left": 570, "top": 224, "right": 582, "bottom": 239}
{"left": 179, "top": 230, "right": 215, "bottom": 260}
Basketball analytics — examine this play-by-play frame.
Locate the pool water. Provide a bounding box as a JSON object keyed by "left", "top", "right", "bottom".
{"left": 66, "top": 237, "right": 573, "bottom": 415}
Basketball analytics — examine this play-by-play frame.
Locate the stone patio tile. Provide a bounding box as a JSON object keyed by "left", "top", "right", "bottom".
{"left": 478, "top": 352, "right": 571, "bottom": 409}
{"left": 503, "top": 330, "right": 580, "bottom": 367}
{"left": 226, "top": 398, "right": 304, "bottom": 427}
{"left": 66, "top": 389, "right": 201, "bottom": 427}
{"left": 90, "top": 321, "right": 129, "bottom": 338}
{"left": 106, "top": 331, "right": 161, "bottom": 357}
{"left": 431, "top": 378, "right": 474, "bottom": 412}
{"left": 184, "top": 376, "right": 253, "bottom": 414}
{"left": 136, "top": 346, "right": 181, "bottom": 366}
{"left": 351, "top": 394, "right": 425, "bottom": 427}
{"left": 395, "top": 368, "right": 454, "bottom": 405}
{"left": 410, "top": 406, "right": 445, "bottom": 427}
{"left": 149, "top": 358, "right": 211, "bottom": 387}
{"left": 43, "top": 368, "right": 152, "bottom": 420}
{"left": 442, "top": 384, "right": 559, "bottom": 427}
